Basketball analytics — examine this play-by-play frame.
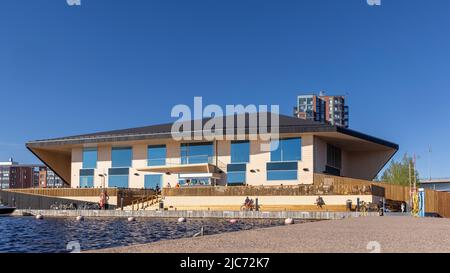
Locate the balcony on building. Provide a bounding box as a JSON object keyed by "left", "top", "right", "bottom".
{"left": 136, "top": 142, "right": 224, "bottom": 186}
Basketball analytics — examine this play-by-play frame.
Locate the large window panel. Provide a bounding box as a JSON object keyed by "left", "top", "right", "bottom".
{"left": 144, "top": 174, "right": 162, "bottom": 189}
{"left": 231, "top": 141, "right": 250, "bottom": 163}
{"left": 82, "top": 148, "right": 97, "bottom": 169}
{"left": 327, "top": 144, "right": 342, "bottom": 169}
{"left": 181, "top": 142, "right": 213, "bottom": 164}
{"left": 79, "top": 169, "right": 94, "bottom": 188}
{"left": 108, "top": 175, "right": 129, "bottom": 188}
{"left": 79, "top": 175, "right": 94, "bottom": 188}
{"left": 148, "top": 145, "right": 166, "bottom": 166}
{"left": 270, "top": 138, "right": 302, "bottom": 162}
{"left": 267, "top": 171, "right": 298, "bottom": 181}
{"left": 267, "top": 162, "right": 298, "bottom": 181}
{"left": 227, "top": 172, "right": 246, "bottom": 184}
{"left": 112, "top": 147, "right": 132, "bottom": 168}
{"left": 227, "top": 163, "right": 246, "bottom": 185}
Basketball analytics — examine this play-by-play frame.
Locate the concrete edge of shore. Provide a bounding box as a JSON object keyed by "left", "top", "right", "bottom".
{"left": 11, "top": 209, "right": 380, "bottom": 219}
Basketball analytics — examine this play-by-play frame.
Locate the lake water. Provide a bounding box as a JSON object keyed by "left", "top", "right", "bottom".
{"left": 0, "top": 216, "right": 287, "bottom": 253}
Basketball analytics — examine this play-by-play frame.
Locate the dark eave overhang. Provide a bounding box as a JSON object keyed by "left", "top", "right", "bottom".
{"left": 336, "top": 126, "right": 399, "bottom": 150}
{"left": 26, "top": 123, "right": 398, "bottom": 151}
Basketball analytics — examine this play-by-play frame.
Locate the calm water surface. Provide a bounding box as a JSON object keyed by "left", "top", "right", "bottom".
{"left": 0, "top": 216, "right": 286, "bottom": 253}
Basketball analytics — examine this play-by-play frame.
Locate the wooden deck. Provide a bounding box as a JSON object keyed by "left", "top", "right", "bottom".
{"left": 165, "top": 205, "right": 350, "bottom": 212}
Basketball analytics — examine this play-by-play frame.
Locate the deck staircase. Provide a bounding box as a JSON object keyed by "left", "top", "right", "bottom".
{"left": 123, "top": 194, "right": 162, "bottom": 211}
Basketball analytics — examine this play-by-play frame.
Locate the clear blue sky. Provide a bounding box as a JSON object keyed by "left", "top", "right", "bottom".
{"left": 0, "top": 0, "right": 449, "bottom": 178}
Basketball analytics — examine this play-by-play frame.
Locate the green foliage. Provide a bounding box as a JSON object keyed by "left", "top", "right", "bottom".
{"left": 381, "top": 154, "right": 420, "bottom": 186}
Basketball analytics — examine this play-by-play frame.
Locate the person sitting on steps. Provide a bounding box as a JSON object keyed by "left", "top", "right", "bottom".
{"left": 316, "top": 196, "right": 325, "bottom": 209}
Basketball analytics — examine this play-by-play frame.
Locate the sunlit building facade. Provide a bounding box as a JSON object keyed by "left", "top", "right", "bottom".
{"left": 26, "top": 113, "right": 397, "bottom": 190}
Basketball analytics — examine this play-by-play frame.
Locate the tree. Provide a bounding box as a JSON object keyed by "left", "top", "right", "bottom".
{"left": 380, "top": 154, "right": 420, "bottom": 186}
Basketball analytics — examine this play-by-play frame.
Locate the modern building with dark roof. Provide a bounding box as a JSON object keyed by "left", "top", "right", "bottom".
{"left": 26, "top": 113, "right": 398, "bottom": 190}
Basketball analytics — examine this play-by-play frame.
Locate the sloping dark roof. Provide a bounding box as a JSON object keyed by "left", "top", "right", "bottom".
{"left": 26, "top": 113, "right": 398, "bottom": 150}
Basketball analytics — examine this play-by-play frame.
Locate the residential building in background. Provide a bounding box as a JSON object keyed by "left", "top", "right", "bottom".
{"left": 294, "top": 92, "right": 349, "bottom": 128}
{"left": 0, "top": 158, "right": 64, "bottom": 189}
{"left": 0, "top": 159, "right": 17, "bottom": 189}
{"left": 38, "top": 167, "right": 64, "bottom": 188}
{"left": 9, "top": 165, "right": 38, "bottom": 189}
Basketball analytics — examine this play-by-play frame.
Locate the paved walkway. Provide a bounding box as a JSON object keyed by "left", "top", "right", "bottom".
{"left": 90, "top": 216, "right": 450, "bottom": 253}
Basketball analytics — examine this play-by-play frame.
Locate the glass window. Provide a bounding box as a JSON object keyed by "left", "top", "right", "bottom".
{"left": 267, "top": 170, "right": 298, "bottom": 180}
{"left": 108, "top": 175, "right": 128, "bottom": 188}
{"left": 270, "top": 138, "right": 302, "bottom": 162}
{"left": 82, "top": 148, "right": 97, "bottom": 169}
{"left": 148, "top": 145, "right": 166, "bottom": 166}
{"left": 180, "top": 142, "right": 213, "bottom": 164}
{"left": 231, "top": 141, "right": 250, "bottom": 163}
{"left": 79, "top": 176, "right": 94, "bottom": 188}
{"left": 177, "top": 177, "right": 211, "bottom": 186}
{"left": 227, "top": 163, "right": 246, "bottom": 185}
{"left": 227, "top": 172, "right": 246, "bottom": 184}
{"left": 112, "top": 147, "right": 132, "bottom": 167}
{"left": 327, "top": 144, "right": 342, "bottom": 169}
{"left": 267, "top": 162, "right": 298, "bottom": 181}
{"left": 144, "top": 174, "right": 162, "bottom": 189}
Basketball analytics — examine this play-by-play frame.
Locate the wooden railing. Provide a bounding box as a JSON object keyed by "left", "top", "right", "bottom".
{"left": 314, "top": 173, "right": 450, "bottom": 218}
{"left": 5, "top": 188, "right": 117, "bottom": 197}
{"left": 131, "top": 195, "right": 161, "bottom": 211}
{"left": 163, "top": 177, "right": 372, "bottom": 197}
{"left": 6, "top": 188, "right": 156, "bottom": 208}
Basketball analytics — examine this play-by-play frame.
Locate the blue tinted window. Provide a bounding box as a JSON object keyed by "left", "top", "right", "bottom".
{"left": 231, "top": 141, "right": 250, "bottom": 163}
{"left": 144, "top": 174, "right": 162, "bottom": 189}
{"left": 227, "top": 172, "right": 246, "bottom": 184}
{"left": 267, "top": 161, "right": 298, "bottom": 181}
{"left": 267, "top": 162, "right": 298, "bottom": 171}
{"left": 112, "top": 147, "right": 132, "bottom": 167}
{"left": 79, "top": 175, "right": 94, "bottom": 188}
{"left": 270, "top": 138, "right": 301, "bottom": 162}
{"left": 82, "top": 148, "right": 97, "bottom": 169}
{"left": 108, "top": 168, "right": 129, "bottom": 176}
{"left": 181, "top": 142, "right": 213, "bottom": 164}
{"left": 267, "top": 170, "right": 298, "bottom": 181}
{"left": 108, "top": 175, "right": 128, "bottom": 188}
{"left": 148, "top": 145, "right": 166, "bottom": 166}
{"left": 227, "top": 163, "right": 246, "bottom": 185}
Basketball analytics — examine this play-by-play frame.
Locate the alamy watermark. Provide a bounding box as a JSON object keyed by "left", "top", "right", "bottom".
{"left": 366, "top": 241, "right": 381, "bottom": 253}
{"left": 66, "top": 240, "right": 81, "bottom": 253}
{"left": 367, "top": 0, "right": 381, "bottom": 6}
{"left": 66, "top": 0, "right": 81, "bottom": 6}
{"left": 171, "top": 97, "right": 280, "bottom": 152}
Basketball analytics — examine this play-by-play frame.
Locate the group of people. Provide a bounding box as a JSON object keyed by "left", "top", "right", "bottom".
{"left": 167, "top": 179, "right": 210, "bottom": 188}
{"left": 166, "top": 182, "right": 180, "bottom": 188}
